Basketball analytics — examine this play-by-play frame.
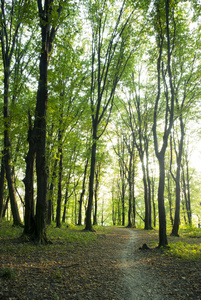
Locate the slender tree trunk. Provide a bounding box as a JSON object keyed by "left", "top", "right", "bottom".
{"left": 151, "top": 177, "right": 156, "bottom": 227}
{"left": 93, "top": 162, "right": 100, "bottom": 226}
{"left": 56, "top": 149, "right": 63, "bottom": 228}
{"left": 78, "top": 158, "right": 88, "bottom": 226}
{"left": 2, "top": 197, "right": 9, "bottom": 219}
{"left": 85, "top": 140, "right": 97, "bottom": 231}
{"left": 3, "top": 72, "right": 22, "bottom": 226}
{"left": 62, "top": 187, "right": 69, "bottom": 223}
{"left": 127, "top": 155, "right": 132, "bottom": 228}
{"left": 121, "top": 178, "right": 125, "bottom": 227}
{"left": 167, "top": 173, "right": 174, "bottom": 226}
{"left": 0, "top": 157, "right": 5, "bottom": 222}
{"left": 158, "top": 156, "right": 168, "bottom": 247}
{"left": 182, "top": 153, "right": 192, "bottom": 225}
{"left": 171, "top": 119, "right": 185, "bottom": 236}
{"left": 23, "top": 112, "right": 35, "bottom": 234}
{"left": 56, "top": 115, "right": 63, "bottom": 228}
{"left": 132, "top": 156, "right": 136, "bottom": 228}
{"left": 47, "top": 158, "right": 58, "bottom": 225}
{"left": 142, "top": 162, "right": 149, "bottom": 229}
{"left": 146, "top": 146, "right": 152, "bottom": 229}
{"left": 1, "top": 1, "right": 22, "bottom": 227}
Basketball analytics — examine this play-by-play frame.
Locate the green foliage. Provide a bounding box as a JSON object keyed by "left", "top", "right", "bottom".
{"left": 0, "top": 221, "right": 23, "bottom": 239}
{"left": 166, "top": 241, "right": 201, "bottom": 260}
{"left": 181, "top": 226, "right": 201, "bottom": 239}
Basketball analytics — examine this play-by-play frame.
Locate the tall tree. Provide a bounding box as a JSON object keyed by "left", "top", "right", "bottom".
{"left": 23, "top": 0, "right": 63, "bottom": 242}
{"left": 84, "top": 0, "right": 136, "bottom": 231}
{"left": 152, "top": 0, "right": 175, "bottom": 247}
{"left": 0, "top": 0, "right": 32, "bottom": 226}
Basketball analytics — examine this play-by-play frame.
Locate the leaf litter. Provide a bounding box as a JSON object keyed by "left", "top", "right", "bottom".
{"left": 0, "top": 225, "right": 201, "bottom": 299}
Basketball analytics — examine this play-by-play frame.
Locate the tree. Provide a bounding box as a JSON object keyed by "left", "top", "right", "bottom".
{"left": 23, "top": 0, "right": 64, "bottom": 242}
{"left": 152, "top": 0, "right": 175, "bottom": 247}
{"left": 119, "top": 71, "right": 153, "bottom": 229}
{"left": 84, "top": 0, "right": 136, "bottom": 231}
{"left": 0, "top": 0, "right": 34, "bottom": 226}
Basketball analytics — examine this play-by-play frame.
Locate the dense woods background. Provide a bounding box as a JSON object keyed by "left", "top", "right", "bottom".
{"left": 0, "top": 0, "right": 201, "bottom": 246}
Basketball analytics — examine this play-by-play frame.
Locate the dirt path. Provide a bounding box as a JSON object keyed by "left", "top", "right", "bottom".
{"left": 117, "top": 228, "right": 167, "bottom": 299}
{"left": 1, "top": 225, "right": 200, "bottom": 299}
{"left": 116, "top": 227, "right": 201, "bottom": 300}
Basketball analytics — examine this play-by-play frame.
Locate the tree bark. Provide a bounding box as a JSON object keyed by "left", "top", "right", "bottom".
{"left": 171, "top": 119, "right": 184, "bottom": 236}
{"left": 56, "top": 112, "right": 63, "bottom": 228}
{"left": 85, "top": 140, "right": 97, "bottom": 231}
{"left": 0, "top": 157, "right": 5, "bottom": 222}
{"left": 152, "top": 0, "right": 174, "bottom": 247}
{"left": 47, "top": 158, "right": 58, "bottom": 225}
{"left": 78, "top": 158, "right": 88, "bottom": 226}
{"left": 1, "top": 2, "right": 22, "bottom": 226}
{"left": 158, "top": 155, "right": 168, "bottom": 247}
{"left": 23, "top": 112, "right": 35, "bottom": 234}
{"left": 24, "top": 1, "right": 62, "bottom": 243}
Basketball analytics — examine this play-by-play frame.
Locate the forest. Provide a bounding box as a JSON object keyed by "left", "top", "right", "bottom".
{"left": 0, "top": 0, "right": 201, "bottom": 249}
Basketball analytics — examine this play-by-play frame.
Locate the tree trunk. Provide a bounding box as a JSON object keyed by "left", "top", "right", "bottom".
{"left": 151, "top": 177, "right": 156, "bottom": 227}
{"left": 171, "top": 118, "right": 184, "bottom": 236}
{"left": 0, "top": 157, "right": 5, "bottom": 222}
{"left": 78, "top": 158, "right": 88, "bottom": 226}
{"left": 142, "top": 163, "right": 149, "bottom": 230}
{"left": 24, "top": 1, "right": 62, "bottom": 243}
{"left": 56, "top": 118, "right": 63, "bottom": 228}
{"left": 1, "top": 0, "right": 22, "bottom": 227}
{"left": 158, "top": 156, "right": 168, "bottom": 247}
{"left": 23, "top": 112, "right": 36, "bottom": 234}
{"left": 182, "top": 152, "right": 192, "bottom": 225}
{"left": 146, "top": 146, "right": 152, "bottom": 229}
{"left": 127, "top": 155, "right": 132, "bottom": 228}
{"left": 121, "top": 178, "right": 125, "bottom": 227}
{"left": 47, "top": 158, "right": 58, "bottom": 225}
{"left": 3, "top": 72, "right": 22, "bottom": 227}
{"left": 167, "top": 173, "right": 174, "bottom": 226}
{"left": 93, "top": 163, "right": 100, "bottom": 226}
{"left": 56, "top": 149, "right": 63, "bottom": 228}
{"left": 62, "top": 187, "right": 69, "bottom": 223}
{"left": 85, "top": 140, "right": 97, "bottom": 231}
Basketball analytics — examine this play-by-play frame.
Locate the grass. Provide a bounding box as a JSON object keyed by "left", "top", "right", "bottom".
{"left": 0, "top": 220, "right": 111, "bottom": 255}
{"left": 163, "top": 225, "right": 201, "bottom": 260}
{"left": 166, "top": 241, "right": 201, "bottom": 260}
{"left": 1, "top": 220, "right": 201, "bottom": 261}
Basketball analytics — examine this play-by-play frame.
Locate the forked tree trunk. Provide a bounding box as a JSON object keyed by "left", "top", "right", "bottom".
{"left": 23, "top": 1, "right": 62, "bottom": 243}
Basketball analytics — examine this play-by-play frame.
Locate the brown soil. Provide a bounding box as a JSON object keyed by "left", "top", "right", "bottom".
{"left": 0, "top": 227, "right": 201, "bottom": 299}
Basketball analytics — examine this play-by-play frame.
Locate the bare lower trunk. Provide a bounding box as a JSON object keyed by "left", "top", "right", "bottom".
{"left": 0, "top": 157, "right": 5, "bottom": 222}
{"left": 23, "top": 146, "right": 35, "bottom": 234}
{"left": 78, "top": 158, "right": 88, "bottom": 226}
{"left": 85, "top": 141, "right": 96, "bottom": 231}
{"left": 158, "top": 157, "right": 168, "bottom": 247}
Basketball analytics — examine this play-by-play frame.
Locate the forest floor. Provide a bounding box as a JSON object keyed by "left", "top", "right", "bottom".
{"left": 0, "top": 223, "right": 201, "bottom": 299}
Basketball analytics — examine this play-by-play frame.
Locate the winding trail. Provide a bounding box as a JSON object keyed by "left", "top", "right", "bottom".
{"left": 117, "top": 228, "right": 168, "bottom": 300}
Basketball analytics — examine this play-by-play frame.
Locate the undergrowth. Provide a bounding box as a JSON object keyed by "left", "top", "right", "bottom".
{"left": 0, "top": 220, "right": 111, "bottom": 255}
{"left": 166, "top": 241, "right": 201, "bottom": 260}
{"left": 164, "top": 225, "right": 201, "bottom": 260}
